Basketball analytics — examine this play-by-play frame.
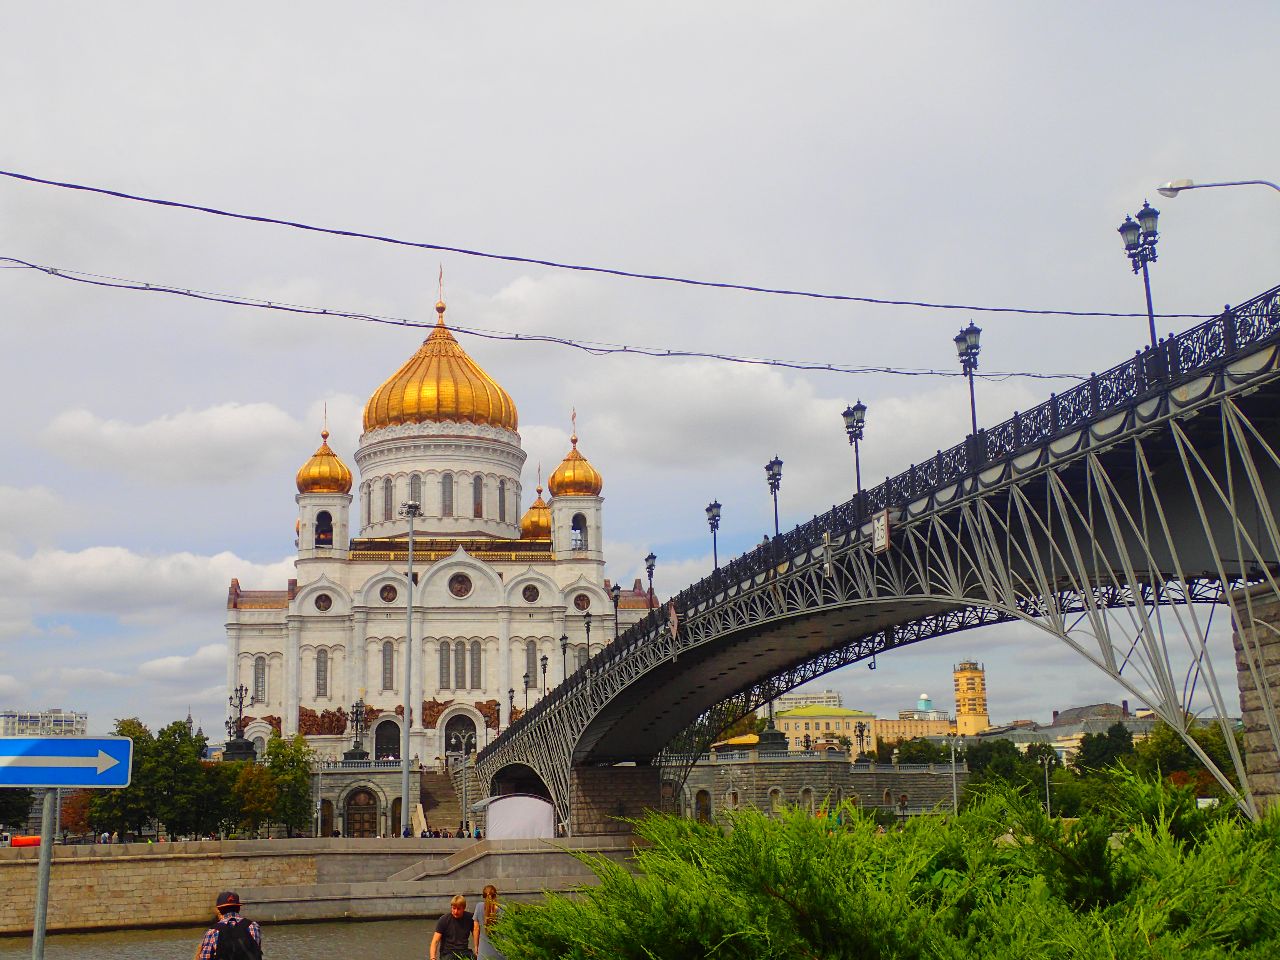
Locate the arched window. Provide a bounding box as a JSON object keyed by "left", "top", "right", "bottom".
{"left": 454, "top": 640, "right": 467, "bottom": 689}
{"left": 470, "top": 641, "right": 482, "bottom": 691}
{"left": 571, "top": 513, "right": 588, "bottom": 550}
{"left": 438, "top": 641, "right": 451, "bottom": 690}
{"left": 315, "top": 648, "right": 328, "bottom": 698}
{"left": 253, "top": 656, "right": 267, "bottom": 702}
{"left": 498, "top": 479, "right": 507, "bottom": 522}
{"left": 363, "top": 483, "right": 371, "bottom": 527}
{"left": 383, "top": 478, "right": 393, "bottom": 521}
{"left": 769, "top": 788, "right": 783, "bottom": 816}
{"left": 315, "top": 510, "right": 333, "bottom": 547}
{"left": 524, "top": 640, "right": 538, "bottom": 690}
{"left": 382, "top": 641, "right": 394, "bottom": 690}
{"left": 409, "top": 473, "right": 422, "bottom": 506}
{"left": 441, "top": 474, "right": 454, "bottom": 517}
{"left": 800, "top": 787, "right": 814, "bottom": 813}
{"left": 473, "top": 475, "right": 484, "bottom": 518}
{"left": 576, "top": 646, "right": 588, "bottom": 671}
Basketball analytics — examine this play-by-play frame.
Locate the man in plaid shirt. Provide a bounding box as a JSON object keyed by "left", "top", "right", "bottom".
{"left": 195, "top": 890, "right": 262, "bottom": 959}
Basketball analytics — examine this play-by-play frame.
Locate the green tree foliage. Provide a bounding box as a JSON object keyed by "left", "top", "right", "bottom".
{"left": 265, "top": 734, "right": 315, "bottom": 836}
{"left": 0, "top": 788, "right": 33, "bottom": 830}
{"left": 1072, "top": 721, "right": 1135, "bottom": 772}
{"left": 894, "top": 738, "right": 949, "bottom": 764}
{"left": 234, "top": 762, "right": 277, "bottom": 836}
{"left": 88, "top": 718, "right": 155, "bottom": 837}
{"left": 148, "top": 720, "right": 209, "bottom": 838}
{"left": 494, "top": 775, "right": 1280, "bottom": 960}
{"left": 1132, "top": 720, "right": 1242, "bottom": 795}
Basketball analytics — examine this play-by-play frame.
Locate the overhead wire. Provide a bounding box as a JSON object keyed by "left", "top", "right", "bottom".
{"left": 0, "top": 167, "right": 1214, "bottom": 320}
{"left": 0, "top": 256, "right": 1085, "bottom": 381}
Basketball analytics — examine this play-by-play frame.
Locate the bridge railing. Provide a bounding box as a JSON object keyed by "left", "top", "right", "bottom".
{"left": 480, "top": 283, "right": 1280, "bottom": 762}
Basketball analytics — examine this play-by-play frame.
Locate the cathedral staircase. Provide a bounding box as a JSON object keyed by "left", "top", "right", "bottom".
{"left": 419, "top": 770, "right": 462, "bottom": 832}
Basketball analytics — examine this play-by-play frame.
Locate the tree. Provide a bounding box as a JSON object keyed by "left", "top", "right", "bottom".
{"left": 874, "top": 738, "right": 896, "bottom": 764}
{"left": 266, "top": 734, "right": 315, "bottom": 836}
{"left": 148, "top": 720, "right": 209, "bottom": 838}
{"left": 234, "top": 762, "right": 277, "bottom": 836}
{"left": 1073, "top": 722, "right": 1134, "bottom": 772}
{"left": 896, "top": 738, "right": 950, "bottom": 764}
{"left": 0, "top": 788, "right": 33, "bottom": 831}
{"left": 61, "top": 790, "right": 93, "bottom": 835}
{"left": 88, "top": 718, "right": 156, "bottom": 837}
{"left": 1132, "top": 721, "right": 1241, "bottom": 795}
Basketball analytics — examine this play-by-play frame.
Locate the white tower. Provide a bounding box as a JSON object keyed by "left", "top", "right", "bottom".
{"left": 295, "top": 429, "right": 354, "bottom": 559}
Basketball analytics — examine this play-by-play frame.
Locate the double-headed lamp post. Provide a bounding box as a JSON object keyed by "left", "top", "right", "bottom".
{"left": 1117, "top": 201, "right": 1161, "bottom": 351}
{"left": 398, "top": 499, "right": 421, "bottom": 838}
{"left": 1039, "top": 753, "right": 1054, "bottom": 818}
{"left": 954, "top": 322, "right": 982, "bottom": 437}
{"left": 947, "top": 733, "right": 965, "bottom": 814}
{"left": 765, "top": 456, "right": 783, "bottom": 537}
{"left": 842, "top": 401, "right": 867, "bottom": 500}
{"left": 450, "top": 730, "right": 476, "bottom": 834}
{"left": 706, "top": 500, "right": 722, "bottom": 570}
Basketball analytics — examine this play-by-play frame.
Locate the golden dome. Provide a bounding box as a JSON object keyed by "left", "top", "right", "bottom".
{"left": 296, "top": 430, "right": 353, "bottom": 494}
{"left": 549, "top": 433, "right": 603, "bottom": 497}
{"left": 363, "top": 300, "right": 518, "bottom": 433}
{"left": 519, "top": 484, "right": 552, "bottom": 540}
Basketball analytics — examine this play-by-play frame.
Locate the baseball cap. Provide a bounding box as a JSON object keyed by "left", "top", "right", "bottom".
{"left": 215, "top": 891, "right": 243, "bottom": 912}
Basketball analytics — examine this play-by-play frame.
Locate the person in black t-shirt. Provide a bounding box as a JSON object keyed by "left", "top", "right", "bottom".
{"left": 431, "top": 894, "right": 478, "bottom": 960}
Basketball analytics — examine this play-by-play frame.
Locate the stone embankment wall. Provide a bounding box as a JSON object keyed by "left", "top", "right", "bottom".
{"left": 1234, "top": 586, "right": 1280, "bottom": 813}
{"left": 0, "top": 836, "right": 635, "bottom": 936}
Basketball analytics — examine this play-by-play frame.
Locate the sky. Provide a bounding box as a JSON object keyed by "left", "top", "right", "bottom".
{"left": 1, "top": 3, "right": 1277, "bottom": 736}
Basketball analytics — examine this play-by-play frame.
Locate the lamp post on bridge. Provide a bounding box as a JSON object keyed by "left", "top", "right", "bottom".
{"left": 449, "top": 730, "right": 476, "bottom": 835}
{"left": 559, "top": 634, "right": 569, "bottom": 682}
{"left": 706, "top": 500, "right": 721, "bottom": 570}
{"left": 645, "top": 552, "right": 656, "bottom": 609}
{"left": 1117, "top": 201, "right": 1161, "bottom": 351}
{"left": 507, "top": 687, "right": 515, "bottom": 722}
{"left": 842, "top": 400, "right": 867, "bottom": 501}
{"left": 540, "top": 653, "right": 548, "bottom": 696}
{"left": 584, "top": 610, "right": 593, "bottom": 657}
{"left": 765, "top": 456, "right": 783, "bottom": 537}
{"left": 954, "top": 322, "right": 982, "bottom": 437}
{"left": 610, "top": 583, "right": 621, "bottom": 640}
{"left": 522, "top": 672, "right": 530, "bottom": 711}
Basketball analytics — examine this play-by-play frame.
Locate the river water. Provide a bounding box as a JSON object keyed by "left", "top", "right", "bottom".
{"left": 0, "top": 918, "right": 431, "bottom": 960}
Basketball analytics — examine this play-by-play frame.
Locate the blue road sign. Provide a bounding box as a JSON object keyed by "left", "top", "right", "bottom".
{"left": 0, "top": 736, "right": 133, "bottom": 789}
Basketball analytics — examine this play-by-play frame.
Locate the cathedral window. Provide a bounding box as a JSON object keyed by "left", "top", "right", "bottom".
{"left": 454, "top": 640, "right": 467, "bottom": 689}
{"left": 363, "top": 484, "right": 371, "bottom": 527}
{"left": 382, "top": 641, "right": 394, "bottom": 691}
{"left": 498, "top": 479, "right": 507, "bottom": 522}
{"left": 473, "top": 475, "right": 484, "bottom": 518}
{"left": 441, "top": 474, "right": 454, "bottom": 517}
{"left": 439, "top": 642, "right": 450, "bottom": 690}
{"left": 409, "top": 473, "right": 422, "bottom": 506}
{"left": 253, "top": 656, "right": 267, "bottom": 703}
{"left": 525, "top": 640, "right": 537, "bottom": 688}
{"left": 315, "top": 510, "right": 333, "bottom": 547}
{"left": 316, "top": 648, "right": 328, "bottom": 698}
{"left": 470, "top": 641, "right": 482, "bottom": 690}
{"left": 383, "top": 478, "right": 393, "bottom": 522}
{"left": 571, "top": 513, "right": 588, "bottom": 550}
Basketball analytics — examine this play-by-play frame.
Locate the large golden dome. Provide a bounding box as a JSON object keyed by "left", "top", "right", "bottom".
{"left": 296, "top": 430, "right": 353, "bottom": 494}
{"left": 519, "top": 484, "right": 552, "bottom": 540}
{"left": 549, "top": 433, "right": 603, "bottom": 497}
{"left": 363, "top": 301, "right": 518, "bottom": 433}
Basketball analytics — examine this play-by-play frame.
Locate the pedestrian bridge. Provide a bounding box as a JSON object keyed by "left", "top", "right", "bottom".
{"left": 477, "top": 282, "right": 1280, "bottom": 830}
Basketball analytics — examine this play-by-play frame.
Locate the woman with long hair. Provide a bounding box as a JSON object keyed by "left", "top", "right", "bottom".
{"left": 475, "top": 884, "right": 506, "bottom": 959}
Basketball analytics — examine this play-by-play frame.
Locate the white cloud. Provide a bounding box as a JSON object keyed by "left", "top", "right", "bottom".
{"left": 0, "top": 485, "right": 73, "bottom": 550}
{"left": 138, "top": 642, "right": 226, "bottom": 680}
{"left": 0, "top": 675, "right": 20, "bottom": 698}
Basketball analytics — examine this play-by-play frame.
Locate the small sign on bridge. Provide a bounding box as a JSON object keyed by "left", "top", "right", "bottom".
{"left": 0, "top": 736, "right": 132, "bottom": 789}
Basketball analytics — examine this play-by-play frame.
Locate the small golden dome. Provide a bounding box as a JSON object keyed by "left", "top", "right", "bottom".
{"left": 363, "top": 301, "right": 519, "bottom": 433}
{"left": 296, "top": 430, "right": 353, "bottom": 494}
{"left": 519, "top": 484, "right": 552, "bottom": 540}
{"left": 549, "top": 433, "right": 603, "bottom": 497}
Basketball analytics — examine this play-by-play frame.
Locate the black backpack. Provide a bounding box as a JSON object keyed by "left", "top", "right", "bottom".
{"left": 214, "top": 917, "right": 262, "bottom": 960}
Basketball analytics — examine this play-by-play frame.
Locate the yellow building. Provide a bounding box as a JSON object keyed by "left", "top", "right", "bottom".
{"left": 776, "top": 705, "right": 876, "bottom": 752}
{"left": 954, "top": 661, "right": 991, "bottom": 735}
{"left": 875, "top": 716, "right": 953, "bottom": 741}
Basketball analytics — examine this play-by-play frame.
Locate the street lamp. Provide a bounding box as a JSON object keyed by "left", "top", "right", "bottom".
{"left": 507, "top": 687, "right": 515, "bottom": 720}
{"left": 1117, "top": 200, "right": 1161, "bottom": 351}
{"left": 705, "top": 500, "right": 722, "bottom": 570}
{"left": 559, "top": 634, "right": 569, "bottom": 681}
{"left": 522, "top": 672, "right": 530, "bottom": 710}
{"left": 610, "top": 583, "right": 621, "bottom": 640}
{"left": 398, "top": 499, "right": 422, "bottom": 838}
{"left": 1039, "top": 753, "right": 1054, "bottom": 817}
{"left": 853, "top": 721, "right": 868, "bottom": 757}
{"left": 947, "top": 734, "right": 965, "bottom": 813}
{"left": 954, "top": 322, "right": 981, "bottom": 436}
{"left": 584, "top": 611, "right": 593, "bottom": 656}
{"left": 842, "top": 401, "right": 867, "bottom": 499}
{"left": 1158, "top": 178, "right": 1280, "bottom": 198}
{"left": 228, "top": 684, "right": 249, "bottom": 739}
{"left": 765, "top": 456, "right": 783, "bottom": 537}
{"left": 644, "top": 552, "right": 656, "bottom": 609}
{"left": 449, "top": 731, "right": 477, "bottom": 836}
{"left": 540, "top": 653, "right": 548, "bottom": 695}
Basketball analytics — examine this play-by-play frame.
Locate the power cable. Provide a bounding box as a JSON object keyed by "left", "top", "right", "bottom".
{"left": 0, "top": 256, "right": 1085, "bottom": 381}
{"left": 0, "top": 167, "right": 1214, "bottom": 320}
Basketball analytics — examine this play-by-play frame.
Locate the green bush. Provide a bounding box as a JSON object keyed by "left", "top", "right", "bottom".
{"left": 493, "top": 775, "right": 1280, "bottom": 959}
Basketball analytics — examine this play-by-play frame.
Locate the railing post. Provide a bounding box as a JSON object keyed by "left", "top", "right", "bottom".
{"left": 1049, "top": 393, "right": 1059, "bottom": 435}
{"left": 1088, "top": 375, "right": 1098, "bottom": 416}
{"left": 1223, "top": 304, "right": 1237, "bottom": 354}
{"left": 1012, "top": 412, "right": 1021, "bottom": 448}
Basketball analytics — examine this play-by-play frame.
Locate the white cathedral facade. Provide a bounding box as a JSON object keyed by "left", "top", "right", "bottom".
{"left": 226, "top": 299, "right": 650, "bottom": 764}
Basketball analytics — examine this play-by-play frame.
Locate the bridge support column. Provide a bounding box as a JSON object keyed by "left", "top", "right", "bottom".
{"left": 569, "top": 766, "right": 661, "bottom": 835}
{"left": 1233, "top": 585, "right": 1280, "bottom": 814}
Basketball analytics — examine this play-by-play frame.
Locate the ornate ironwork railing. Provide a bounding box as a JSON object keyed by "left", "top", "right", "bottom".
{"left": 480, "top": 282, "right": 1280, "bottom": 764}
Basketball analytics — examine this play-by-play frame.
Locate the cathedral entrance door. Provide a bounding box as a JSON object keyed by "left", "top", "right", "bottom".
{"left": 374, "top": 719, "right": 400, "bottom": 760}
{"left": 444, "top": 714, "right": 478, "bottom": 754}
{"left": 345, "top": 790, "right": 378, "bottom": 838}
{"left": 320, "top": 799, "right": 334, "bottom": 838}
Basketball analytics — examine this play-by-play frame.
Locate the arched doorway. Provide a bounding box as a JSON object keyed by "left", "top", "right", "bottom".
{"left": 391, "top": 797, "right": 403, "bottom": 836}
{"left": 444, "top": 714, "right": 478, "bottom": 754}
{"left": 320, "top": 799, "right": 334, "bottom": 838}
{"left": 694, "top": 790, "right": 712, "bottom": 821}
{"left": 345, "top": 789, "right": 378, "bottom": 838}
{"left": 374, "top": 719, "right": 400, "bottom": 760}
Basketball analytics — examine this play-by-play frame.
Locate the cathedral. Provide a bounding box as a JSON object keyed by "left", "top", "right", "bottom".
{"left": 226, "top": 299, "right": 652, "bottom": 767}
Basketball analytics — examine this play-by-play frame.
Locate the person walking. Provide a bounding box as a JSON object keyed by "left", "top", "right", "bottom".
{"left": 430, "top": 894, "right": 478, "bottom": 960}
{"left": 475, "top": 885, "right": 506, "bottom": 959}
{"left": 194, "top": 891, "right": 262, "bottom": 959}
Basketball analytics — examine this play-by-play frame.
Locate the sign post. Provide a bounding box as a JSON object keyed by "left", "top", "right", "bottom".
{"left": 0, "top": 736, "right": 133, "bottom": 960}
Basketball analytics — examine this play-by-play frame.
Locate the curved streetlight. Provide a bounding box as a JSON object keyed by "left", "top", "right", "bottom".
{"left": 954, "top": 322, "right": 981, "bottom": 436}
{"left": 765, "top": 456, "right": 783, "bottom": 537}
{"left": 841, "top": 401, "right": 867, "bottom": 499}
{"left": 706, "top": 500, "right": 722, "bottom": 570}
{"left": 1118, "top": 201, "right": 1161, "bottom": 351}
{"left": 1158, "top": 178, "right": 1280, "bottom": 198}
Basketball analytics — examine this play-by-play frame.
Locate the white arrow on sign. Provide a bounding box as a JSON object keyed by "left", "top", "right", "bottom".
{"left": 0, "top": 750, "right": 120, "bottom": 775}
